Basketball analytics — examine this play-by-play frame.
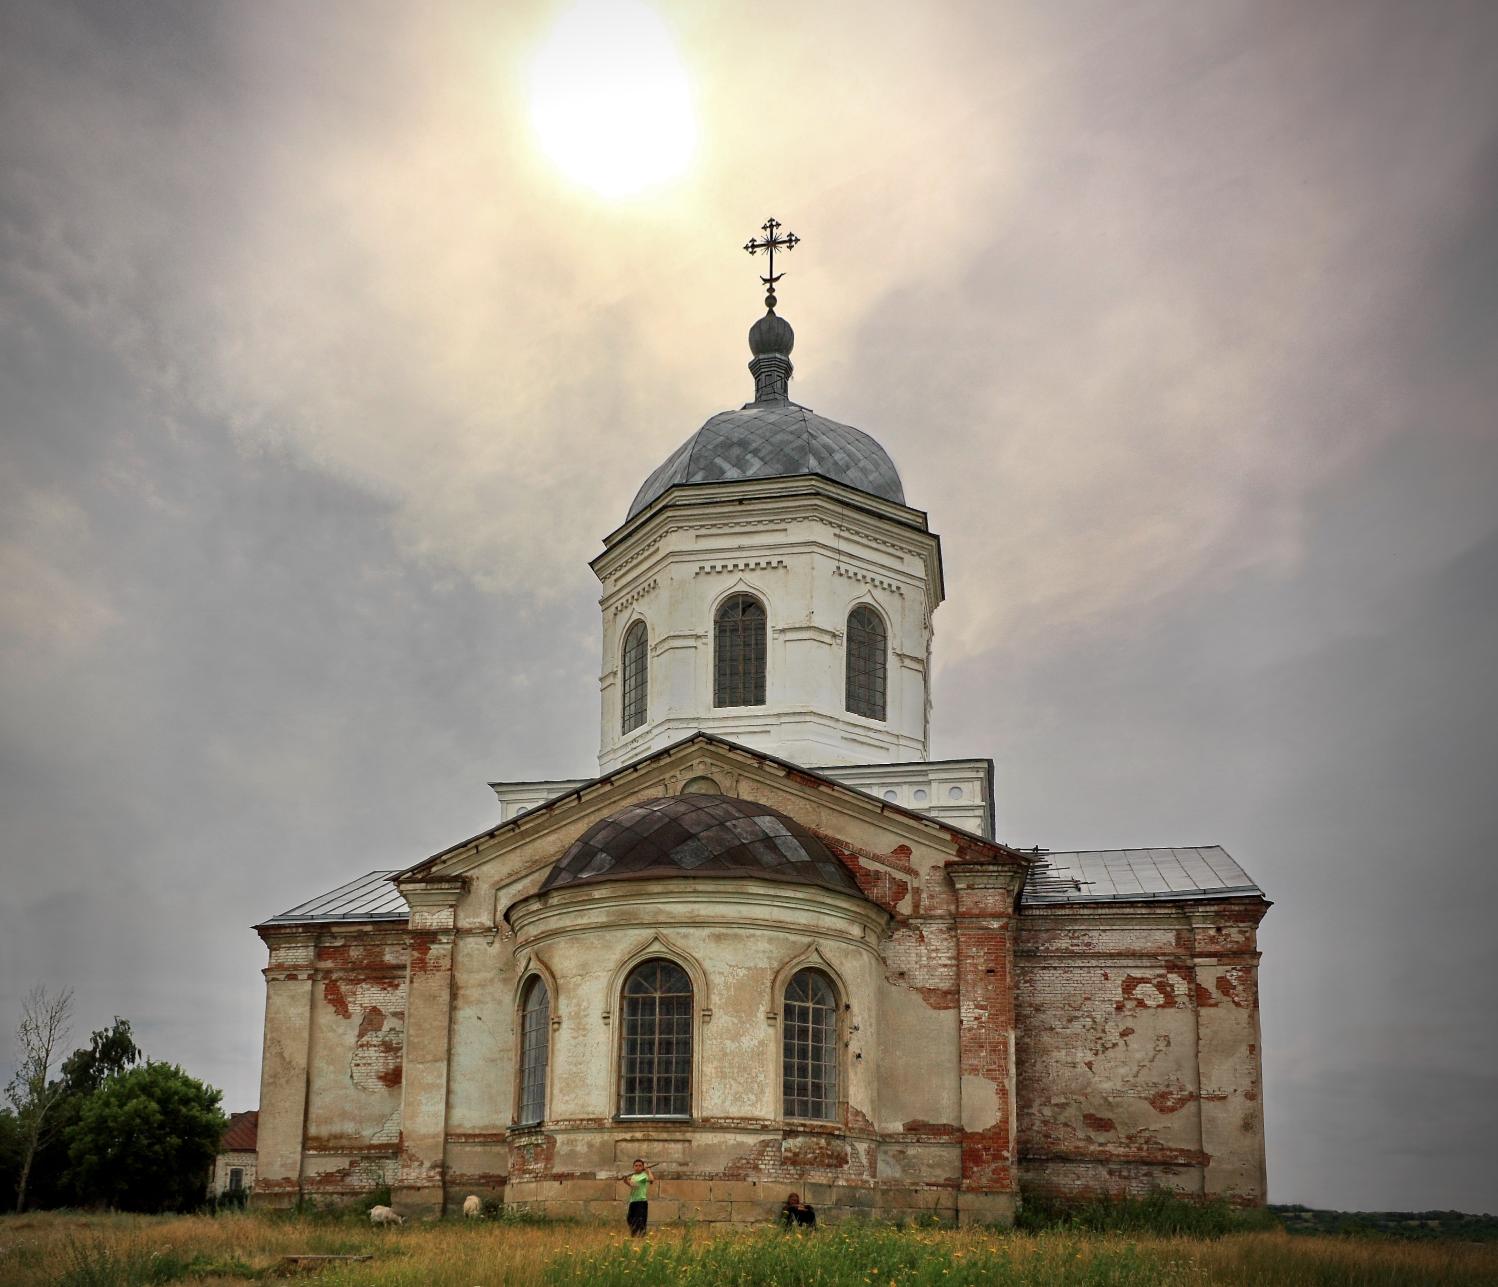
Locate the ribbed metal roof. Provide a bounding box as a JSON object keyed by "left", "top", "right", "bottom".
{"left": 260, "top": 870, "right": 408, "bottom": 925}
{"left": 627, "top": 401, "right": 905, "bottom": 519}
{"left": 539, "top": 793, "right": 865, "bottom": 897}
{"left": 1022, "top": 846, "right": 1262, "bottom": 905}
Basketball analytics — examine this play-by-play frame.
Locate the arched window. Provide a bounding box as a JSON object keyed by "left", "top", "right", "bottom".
{"left": 621, "top": 621, "right": 649, "bottom": 734}
{"left": 845, "top": 606, "right": 887, "bottom": 721}
{"left": 783, "top": 968, "right": 839, "bottom": 1121}
{"left": 517, "top": 976, "right": 550, "bottom": 1126}
{"left": 619, "top": 959, "right": 692, "bottom": 1118}
{"left": 714, "top": 594, "right": 766, "bottom": 707}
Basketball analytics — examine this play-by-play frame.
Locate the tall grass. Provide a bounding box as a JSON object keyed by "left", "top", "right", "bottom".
{"left": 2, "top": 1210, "right": 1495, "bottom": 1287}
{"left": 1016, "top": 1191, "right": 1279, "bottom": 1238}
{"left": 546, "top": 1226, "right": 1182, "bottom": 1286}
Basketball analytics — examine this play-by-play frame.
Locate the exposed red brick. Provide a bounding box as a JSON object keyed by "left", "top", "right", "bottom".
{"left": 901, "top": 1119, "right": 961, "bottom": 1137}
{"left": 1149, "top": 1088, "right": 1196, "bottom": 1115}
{"left": 322, "top": 980, "right": 350, "bottom": 1019}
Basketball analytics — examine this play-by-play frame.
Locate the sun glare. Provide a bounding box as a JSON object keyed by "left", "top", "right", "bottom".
{"left": 528, "top": 0, "right": 697, "bottom": 198}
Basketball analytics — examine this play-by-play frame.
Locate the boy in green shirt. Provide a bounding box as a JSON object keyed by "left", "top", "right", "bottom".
{"left": 620, "top": 1158, "right": 654, "bottom": 1235}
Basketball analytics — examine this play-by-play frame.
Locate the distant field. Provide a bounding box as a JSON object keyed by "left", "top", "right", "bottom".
{"left": 3, "top": 1210, "right": 1497, "bottom": 1286}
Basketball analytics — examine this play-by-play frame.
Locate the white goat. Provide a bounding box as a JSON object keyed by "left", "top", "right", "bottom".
{"left": 369, "top": 1204, "right": 404, "bottom": 1226}
{"left": 462, "top": 1194, "right": 482, "bottom": 1219}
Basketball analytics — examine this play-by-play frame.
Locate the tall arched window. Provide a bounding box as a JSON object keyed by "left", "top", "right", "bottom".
{"left": 783, "top": 968, "right": 839, "bottom": 1121}
{"left": 619, "top": 959, "right": 692, "bottom": 1118}
{"left": 845, "top": 606, "right": 887, "bottom": 721}
{"left": 517, "top": 976, "right": 550, "bottom": 1126}
{"left": 714, "top": 594, "right": 766, "bottom": 707}
{"left": 621, "top": 621, "right": 649, "bottom": 734}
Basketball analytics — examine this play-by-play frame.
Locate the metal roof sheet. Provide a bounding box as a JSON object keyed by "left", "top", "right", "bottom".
{"left": 260, "top": 870, "right": 408, "bottom": 925}
{"left": 628, "top": 401, "right": 905, "bottom": 519}
{"left": 1022, "top": 846, "right": 1262, "bottom": 905}
{"left": 539, "top": 793, "right": 865, "bottom": 898}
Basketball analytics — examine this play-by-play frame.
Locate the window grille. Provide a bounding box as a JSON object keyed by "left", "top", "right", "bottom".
{"left": 714, "top": 595, "right": 766, "bottom": 707}
{"left": 783, "top": 968, "right": 839, "bottom": 1121}
{"left": 621, "top": 621, "right": 649, "bottom": 733}
{"left": 517, "top": 976, "right": 550, "bottom": 1126}
{"left": 845, "top": 606, "right": 887, "bottom": 721}
{"left": 619, "top": 959, "right": 693, "bottom": 1118}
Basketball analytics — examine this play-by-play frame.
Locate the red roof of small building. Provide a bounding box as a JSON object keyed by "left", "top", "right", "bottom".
{"left": 221, "top": 1110, "right": 258, "bottom": 1152}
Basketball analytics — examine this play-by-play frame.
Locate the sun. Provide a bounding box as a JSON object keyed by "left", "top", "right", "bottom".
{"left": 528, "top": 0, "right": 697, "bottom": 198}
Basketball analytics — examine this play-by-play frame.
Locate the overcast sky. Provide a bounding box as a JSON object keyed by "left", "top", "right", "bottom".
{"left": 2, "top": 0, "right": 1495, "bottom": 1213}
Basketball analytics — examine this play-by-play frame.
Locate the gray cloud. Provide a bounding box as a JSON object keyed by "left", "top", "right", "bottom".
{"left": 2, "top": 0, "right": 1495, "bottom": 1212}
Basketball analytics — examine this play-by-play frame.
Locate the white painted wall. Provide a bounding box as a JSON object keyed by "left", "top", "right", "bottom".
{"left": 593, "top": 478, "right": 944, "bottom": 773}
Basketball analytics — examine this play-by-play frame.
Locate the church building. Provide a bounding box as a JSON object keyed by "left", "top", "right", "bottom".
{"left": 252, "top": 226, "right": 1269, "bottom": 1224}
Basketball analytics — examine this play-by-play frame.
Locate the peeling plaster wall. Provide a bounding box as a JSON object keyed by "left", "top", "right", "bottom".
{"left": 253, "top": 746, "right": 1266, "bottom": 1221}
{"left": 497, "top": 874, "right": 903, "bottom": 1221}
{"left": 1014, "top": 900, "right": 1268, "bottom": 1204}
{"left": 254, "top": 925, "right": 408, "bottom": 1206}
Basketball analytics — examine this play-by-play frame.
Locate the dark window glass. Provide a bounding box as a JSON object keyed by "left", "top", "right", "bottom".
{"left": 783, "top": 968, "right": 839, "bottom": 1121}
{"left": 228, "top": 1167, "right": 244, "bottom": 1193}
{"left": 619, "top": 959, "right": 693, "bottom": 1118}
{"left": 845, "top": 606, "right": 887, "bottom": 721}
{"left": 621, "top": 621, "right": 649, "bottom": 733}
{"left": 714, "top": 595, "right": 766, "bottom": 707}
{"left": 517, "top": 976, "right": 550, "bottom": 1126}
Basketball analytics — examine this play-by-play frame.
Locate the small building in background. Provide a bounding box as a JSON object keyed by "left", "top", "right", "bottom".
{"left": 209, "top": 1110, "right": 258, "bottom": 1200}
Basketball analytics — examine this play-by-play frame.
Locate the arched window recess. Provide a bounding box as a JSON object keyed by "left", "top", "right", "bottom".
{"left": 845, "top": 603, "right": 887, "bottom": 721}
{"left": 516, "top": 974, "right": 551, "bottom": 1127}
{"left": 714, "top": 593, "right": 767, "bottom": 708}
{"left": 621, "top": 619, "right": 649, "bottom": 734}
{"left": 782, "top": 967, "right": 840, "bottom": 1122}
{"left": 618, "top": 958, "right": 694, "bottom": 1119}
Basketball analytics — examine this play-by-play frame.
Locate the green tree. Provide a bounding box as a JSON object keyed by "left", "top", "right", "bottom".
{"left": 67, "top": 1061, "right": 226, "bottom": 1213}
{"left": 25, "top": 1018, "right": 142, "bottom": 1208}
{"left": 0, "top": 1107, "right": 21, "bottom": 1206}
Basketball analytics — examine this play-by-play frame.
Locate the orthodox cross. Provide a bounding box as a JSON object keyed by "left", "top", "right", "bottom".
{"left": 743, "top": 217, "right": 800, "bottom": 308}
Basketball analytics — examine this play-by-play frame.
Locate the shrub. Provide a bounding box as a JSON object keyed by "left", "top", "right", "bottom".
{"left": 66, "top": 1062, "right": 225, "bottom": 1213}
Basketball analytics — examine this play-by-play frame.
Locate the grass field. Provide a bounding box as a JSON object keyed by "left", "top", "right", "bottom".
{"left": 2, "top": 1210, "right": 1496, "bottom": 1287}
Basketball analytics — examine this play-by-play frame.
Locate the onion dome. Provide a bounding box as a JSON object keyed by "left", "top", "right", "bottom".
{"left": 538, "top": 793, "right": 863, "bottom": 897}
{"left": 626, "top": 307, "right": 904, "bottom": 519}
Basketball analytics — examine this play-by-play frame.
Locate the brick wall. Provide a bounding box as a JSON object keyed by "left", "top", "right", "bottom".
{"left": 1014, "top": 899, "right": 1268, "bottom": 1204}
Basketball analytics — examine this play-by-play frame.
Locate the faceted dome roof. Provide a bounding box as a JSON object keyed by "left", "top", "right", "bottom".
{"left": 538, "top": 793, "right": 863, "bottom": 897}
{"left": 627, "top": 402, "right": 906, "bottom": 519}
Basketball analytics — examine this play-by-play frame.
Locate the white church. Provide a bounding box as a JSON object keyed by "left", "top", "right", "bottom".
{"left": 252, "top": 226, "right": 1269, "bottom": 1224}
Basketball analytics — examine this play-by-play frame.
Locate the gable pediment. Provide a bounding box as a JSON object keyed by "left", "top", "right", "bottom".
{"left": 396, "top": 734, "right": 1024, "bottom": 927}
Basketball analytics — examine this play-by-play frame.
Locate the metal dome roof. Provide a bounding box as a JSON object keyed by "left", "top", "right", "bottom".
{"left": 627, "top": 401, "right": 905, "bottom": 519}
{"left": 538, "top": 793, "right": 864, "bottom": 898}
{"left": 626, "top": 306, "right": 904, "bottom": 520}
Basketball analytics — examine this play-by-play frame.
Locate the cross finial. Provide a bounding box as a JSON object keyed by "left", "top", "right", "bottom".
{"left": 743, "top": 217, "right": 800, "bottom": 309}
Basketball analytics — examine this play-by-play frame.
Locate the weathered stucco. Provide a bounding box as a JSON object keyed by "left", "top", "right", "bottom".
{"left": 1014, "top": 902, "right": 1267, "bottom": 1204}
{"left": 253, "top": 739, "right": 1269, "bottom": 1223}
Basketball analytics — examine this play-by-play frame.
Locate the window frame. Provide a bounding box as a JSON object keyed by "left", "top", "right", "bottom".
{"left": 781, "top": 967, "right": 842, "bottom": 1123}
{"left": 713, "top": 593, "right": 768, "bottom": 708}
{"left": 515, "top": 974, "right": 552, "bottom": 1128}
{"left": 617, "top": 957, "right": 695, "bottom": 1120}
{"left": 620, "top": 619, "right": 649, "bottom": 734}
{"left": 844, "top": 603, "right": 888, "bottom": 722}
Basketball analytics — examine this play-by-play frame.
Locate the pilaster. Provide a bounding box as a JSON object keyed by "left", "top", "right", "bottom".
{"left": 252, "top": 931, "right": 316, "bottom": 1208}
{"left": 1190, "top": 904, "right": 1269, "bottom": 1203}
{"left": 393, "top": 879, "right": 464, "bottom": 1217}
{"left": 947, "top": 859, "right": 1027, "bottom": 1225}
